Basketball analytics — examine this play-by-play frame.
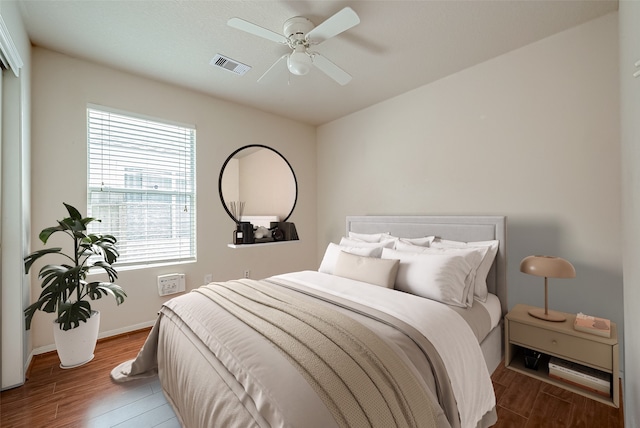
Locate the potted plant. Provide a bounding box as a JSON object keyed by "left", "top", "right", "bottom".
{"left": 24, "top": 202, "right": 126, "bottom": 368}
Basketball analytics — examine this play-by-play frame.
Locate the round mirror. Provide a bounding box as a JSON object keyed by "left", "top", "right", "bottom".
{"left": 219, "top": 144, "right": 298, "bottom": 224}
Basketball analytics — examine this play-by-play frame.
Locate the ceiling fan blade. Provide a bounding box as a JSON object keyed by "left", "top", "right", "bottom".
{"left": 257, "top": 54, "right": 289, "bottom": 84}
{"left": 306, "top": 7, "right": 360, "bottom": 45}
{"left": 228, "top": 17, "right": 287, "bottom": 44}
{"left": 311, "top": 53, "right": 352, "bottom": 86}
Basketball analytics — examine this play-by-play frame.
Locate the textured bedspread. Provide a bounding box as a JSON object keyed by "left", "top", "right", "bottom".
{"left": 275, "top": 271, "right": 497, "bottom": 428}
{"left": 112, "top": 274, "right": 496, "bottom": 428}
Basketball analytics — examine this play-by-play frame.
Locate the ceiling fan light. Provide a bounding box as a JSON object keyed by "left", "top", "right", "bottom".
{"left": 287, "top": 51, "right": 312, "bottom": 76}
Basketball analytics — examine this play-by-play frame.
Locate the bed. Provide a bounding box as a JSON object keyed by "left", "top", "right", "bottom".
{"left": 112, "top": 215, "right": 507, "bottom": 428}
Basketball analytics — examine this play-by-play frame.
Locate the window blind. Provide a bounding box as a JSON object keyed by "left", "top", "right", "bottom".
{"left": 87, "top": 106, "right": 196, "bottom": 266}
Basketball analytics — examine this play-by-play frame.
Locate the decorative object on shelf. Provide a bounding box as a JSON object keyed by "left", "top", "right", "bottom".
{"left": 270, "top": 221, "right": 298, "bottom": 242}
{"left": 254, "top": 226, "right": 270, "bottom": 239}
{"left": 23, "top": 203, "right": 125, "bottom": 368}
{"left": 229, "top": 200, "right": 246, "bottom": 221}
{"left": 523, "top": 348, "right": 542, "bottom": 370}
{"left": 231, "top": 201, "right": 247, "bottom": 244}
{"left": 520, "top": 255, "right": 576, "bottom": 322}
{"left": 574, "top": 312, "right": 611, "bottom": 338}
{"left": 240, "top": 222, "right": 255, "bottom": 244}
{"left": 233, "top": 222, "right": 255, "bottom": 245}
{"left": 233, "top": 228, "right": 244, "bottom": 245}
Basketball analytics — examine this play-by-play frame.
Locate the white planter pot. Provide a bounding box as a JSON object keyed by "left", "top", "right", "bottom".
{"left": 53, "top": 310, "right": 100, "bottom": 369}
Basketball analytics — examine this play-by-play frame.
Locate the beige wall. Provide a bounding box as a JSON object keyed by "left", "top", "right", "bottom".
{"left": 29, "top": 47, "right": 317, "bottom": 350}
{"left": 318, "top": 13, "right": 622, "bottom": 365}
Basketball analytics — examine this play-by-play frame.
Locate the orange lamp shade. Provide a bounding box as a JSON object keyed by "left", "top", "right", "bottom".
{"left": 520, "top": 255, "right": 575, "bottom": 322}
{"left": 520, "top": 255, "right": 576, "bottom": 279}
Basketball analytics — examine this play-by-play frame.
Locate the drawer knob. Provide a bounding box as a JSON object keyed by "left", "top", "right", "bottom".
{"left": 552, "top": 340, "right": 558, "bottom": 345}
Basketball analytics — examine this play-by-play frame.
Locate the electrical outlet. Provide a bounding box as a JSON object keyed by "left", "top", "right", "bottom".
{"left": 244, "top": 269, "right": 250, "bottom": 279}
{"left": 204, "top": 274, "right": 212, "bottom": 284}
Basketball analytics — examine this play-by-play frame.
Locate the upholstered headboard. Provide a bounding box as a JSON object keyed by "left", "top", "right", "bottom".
{"left": 346, "top": 215, "right": 507, "bottom": 315}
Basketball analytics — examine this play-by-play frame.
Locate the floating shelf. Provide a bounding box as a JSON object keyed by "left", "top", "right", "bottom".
{"left": 227, "top": 240, "right": 300, "bottom": 249}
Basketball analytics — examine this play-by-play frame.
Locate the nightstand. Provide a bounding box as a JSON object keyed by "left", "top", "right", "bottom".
{"left": 505, "top": 304, "right": 619, "bottom": 407}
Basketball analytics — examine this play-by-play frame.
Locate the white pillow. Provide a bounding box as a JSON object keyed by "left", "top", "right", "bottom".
{"left": 339, "top": 237, "right": 395, "bottom": 249}
{"left": 347, "top": 231, "right": 391, "bottom": 243}
{"left": 392, "top": 243, "right": 486, "bottom": 306}
{"left": 430, "top": 239, "right": 499, "bottom": 302}
{"left": 389, "top": 236, "right": 436, "bottom": 247}
{"left": 318, "top": 243, "right": 383, "bottom": 275}
{"left": 394, "top": 240, "right": 435, "bottom": 252}
{"left": 381, "top": 248, "right": 475, "bottom": 308}
{"left": 334, "top": 251, "right": 400, "bottom": 288}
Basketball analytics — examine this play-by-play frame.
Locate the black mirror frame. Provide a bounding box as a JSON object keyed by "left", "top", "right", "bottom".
{"left": 218, "top": 144, "right": 298, "bottom": 224}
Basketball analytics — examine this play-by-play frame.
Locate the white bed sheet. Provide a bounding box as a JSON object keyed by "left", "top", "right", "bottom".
{"left": 476, "top": 293, "right": 501, "bottom": 330}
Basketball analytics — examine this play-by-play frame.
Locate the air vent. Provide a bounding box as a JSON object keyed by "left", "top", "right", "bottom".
{"left": 210, "top": 54, "right": 251, "bottom": 76}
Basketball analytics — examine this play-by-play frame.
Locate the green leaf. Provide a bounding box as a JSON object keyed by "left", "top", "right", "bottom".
{"left": 24, "top": 247, "right": 63, "bottom": 273}
{"left": 38, "top": 265, "right": 72, "bottom": 306}
{"left": 78, "top": 234, "right": 119, "bottom": 266}
{"left": 60, "top": 217, "right": 86, "bottom": 234}
{"left": 87, "top": 282, "right": 127, "bottom": 305}
{"left": 95, "top": 238, "right": 119, "bottom": 264}
{"left": 63, "top": 203, "right": 101, "bottom": 230}
{"left": 57, "top": 300, "right": 92, "bottom": 331}
{"left": 24, "top": 300, "right": 50, "bottom": 330}
{"left": 39, "top": 226, "right": 63, "bottom": 244}
{"left": 81, "top": 217, "right": 100, "bottom": 228}
{"left": 90, "top": 260, "right": 118, "bottom": 282}
{"left": 63, "top": 203, "right": 82, "bottom": 221}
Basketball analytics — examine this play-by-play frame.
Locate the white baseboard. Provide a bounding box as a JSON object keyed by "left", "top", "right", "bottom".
{"left": 97, "top": 320, "right": 156, "bottom": 341}
{"left": 31, "top": 320, "right": 156, "bottom": 356}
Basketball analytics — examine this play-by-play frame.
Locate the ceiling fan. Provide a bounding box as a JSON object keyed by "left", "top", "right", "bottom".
{"left": 228, "top": 7, "right": 360, "bottom": 85}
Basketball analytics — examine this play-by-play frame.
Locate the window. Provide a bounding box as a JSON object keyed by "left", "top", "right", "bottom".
{"left": 87, "top": 106, "right": 196, "bottom": 266}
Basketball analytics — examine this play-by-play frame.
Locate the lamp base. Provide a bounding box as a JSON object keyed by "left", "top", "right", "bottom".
{"left": 528, "top": 308, "right": 566, "bottom": 322}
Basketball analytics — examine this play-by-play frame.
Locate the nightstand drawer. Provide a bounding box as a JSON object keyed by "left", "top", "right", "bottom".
{"left": 510, "top": 321, "right": 612, "bottom": 371}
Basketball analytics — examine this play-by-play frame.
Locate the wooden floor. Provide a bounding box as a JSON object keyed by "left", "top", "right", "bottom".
{"left": 491, "top": 362, "right": 624, "bottom": 428}
{"left": 1, "top": 328, "right": 625, "bottom": 427}
{"left": 0, "top": 328, "right": 178, "bottom": 428}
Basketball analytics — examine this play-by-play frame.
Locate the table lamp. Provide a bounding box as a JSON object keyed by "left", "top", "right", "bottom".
{"left": 520, "top": 255, "right": 576, "bottom": 322}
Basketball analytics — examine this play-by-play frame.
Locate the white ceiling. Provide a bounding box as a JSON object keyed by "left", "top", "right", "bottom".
{"left": 18, "top": 0, "right": 617, "bottom": 126}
